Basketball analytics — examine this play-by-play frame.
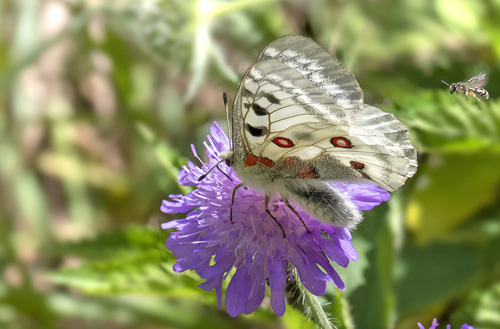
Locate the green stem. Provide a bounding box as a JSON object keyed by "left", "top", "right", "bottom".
{"left": 292, "top": 268, "right": 333, "bottom": 329}
{"left": 333, "top": 288, "right": 356, "bottom": 329}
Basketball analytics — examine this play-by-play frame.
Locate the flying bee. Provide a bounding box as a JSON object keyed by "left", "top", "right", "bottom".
{"left": 441, "top": 72, "right": 489, "bottom": 101}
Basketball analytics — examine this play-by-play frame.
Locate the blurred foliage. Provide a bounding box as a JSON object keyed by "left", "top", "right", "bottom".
{"left": 1, "top": 0, "right": 500, "bottom": 328}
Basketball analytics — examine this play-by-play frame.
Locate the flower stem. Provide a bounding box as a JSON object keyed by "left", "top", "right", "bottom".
{"left": 332, "top": 288, "right": 355, "bottom": 329}
{"left": 291, "top": 268, "right": 333, "bottom": 329}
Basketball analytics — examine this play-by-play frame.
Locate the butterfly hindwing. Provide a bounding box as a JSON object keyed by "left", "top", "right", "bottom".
{"left": 354, "top": 104, "right": 418, "bottom": 178}
{"left": 253, "top": 122, "right": 412, "bottom": 192}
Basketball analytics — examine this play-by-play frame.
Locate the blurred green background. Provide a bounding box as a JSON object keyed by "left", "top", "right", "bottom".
{"left": 1, "top": 0, "right": 500, "bottom": 328}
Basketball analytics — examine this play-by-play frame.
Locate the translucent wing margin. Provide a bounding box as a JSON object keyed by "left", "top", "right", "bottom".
{"left": 258, "top": 35, "right": 364, "bottom": 108}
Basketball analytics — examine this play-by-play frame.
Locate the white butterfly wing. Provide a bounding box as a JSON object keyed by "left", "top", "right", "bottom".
{"left": 228, "top": 35, "right": 417, "bottom": 227}
{"left": 231, "top": 36, "right": 365, "bottom": 159}
{"left": 354, "top": 104, "right": 418, "bottom": 178}
{"left": 231, "top": 61, "right": 416, "bottom": 191}
{"left": 235, "top": 59, "right": 351, "bottom": 155}
{"left": 258, "top": 35, "right": 364, "bottom": 108}
{"left": 253, "top": 121, "right": 413, "bottom": 192}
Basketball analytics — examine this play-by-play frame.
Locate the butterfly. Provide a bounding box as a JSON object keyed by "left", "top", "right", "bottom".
{"left": 441, "top": 72, "right": 489, "bottom": 101}
{"left": 218, "top": 35, "right": 417, "bottom": 233}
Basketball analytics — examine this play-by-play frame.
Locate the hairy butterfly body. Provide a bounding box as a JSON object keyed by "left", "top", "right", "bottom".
{"left": 222, "top": 36, "right": 417, "bottom": 229}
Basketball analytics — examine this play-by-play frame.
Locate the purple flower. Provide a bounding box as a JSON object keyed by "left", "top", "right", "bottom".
{"left": 418, "top": 318, "right": 474, "bottom": 329}
{"left": 161, "top": 122, "right": 390, "bottom": 317}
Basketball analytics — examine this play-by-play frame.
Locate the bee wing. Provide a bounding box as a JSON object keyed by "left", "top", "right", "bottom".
{"left": 467, "top": 72, "right": 488, "bottom": 87}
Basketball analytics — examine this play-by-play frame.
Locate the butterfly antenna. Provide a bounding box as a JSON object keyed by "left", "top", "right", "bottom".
{"left": 198, "top": 158, "right": 232, "bottom": 181}
{"left": 198, "top": 158, "right": 224, "bottom": 181}
{"left": 441, "top": 80, "right": 450, "bottom": 86}
{"left": 223, "top": 92, "right": 235, "bottom": 152}
{"left": 223, "top": 92, "right": 231, "bottom": 136}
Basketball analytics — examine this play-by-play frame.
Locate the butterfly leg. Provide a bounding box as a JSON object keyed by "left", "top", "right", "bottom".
{"left": 284, "top": 199, "right": 311, "bottom": 234}
{"left": 230, "top": 183, "right": 244, "bottom": 223}
{"left": 264, "top": 194, "right": 286, "bottom": 238}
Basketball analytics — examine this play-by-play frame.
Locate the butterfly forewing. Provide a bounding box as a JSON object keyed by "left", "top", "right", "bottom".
{"left": 258, "top": 35, "right": 364, "bottom": 108}
{"left": 238, "top": 59, "right": 352, "bottom": 154}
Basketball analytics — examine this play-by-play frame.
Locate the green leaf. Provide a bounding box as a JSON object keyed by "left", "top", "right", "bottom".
{"left": 47, "top": 226, "right": 202, "bottom": 297}
{"left": 406, "top": 152, "right": 500, "bottom": 242}
{"left": 330, "top": 235, "right": 372, "bottom": 296}
{"left": 281, "top": 307, "right": 316, "bottom": 329}
{"left": 451, "top": 281, "right": 500, "bottom": 329}
{"left": 349, "top": 203, "right": 396, "bottom": 329}
{"left": 395, "top": 242, "right": 481, "bottom": 316}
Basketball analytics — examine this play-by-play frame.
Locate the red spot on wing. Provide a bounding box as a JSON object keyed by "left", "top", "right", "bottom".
{"left": 331, "top": 137, "right": 352, "bottom": 148}
{"left": 350, "top": 161, "right": 365, "bottom": 169}
{"left": 259, "top": 158, "right": 274, "bottom": 167}
{"left": 280, "top": 157, "right": 298, "bottom": 166}
{"left": 298, "top": 166, "right": 316, "bottom": 178}
{"left": 245, "top": 154, "right": 274, "bottom": 167}
{"left": 245, "top": 154, "right": 259, "bottom": 167}
{"left": 272, "top": 137, "right": 294, "bottom": 148}
{"left": 280, "top": 157, "right": 317, "bottom": 178}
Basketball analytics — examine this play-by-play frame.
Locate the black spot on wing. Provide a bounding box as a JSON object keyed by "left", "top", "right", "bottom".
{"left": 265, "top": 94, "right": 280, "bottom": 104}
{"left": 252, "top": 103, "right": 267, "bottom": 116}
{"left": 245, "top": 124, "right": 268, "bottom": 137}
{"left": 243, "top": 87, "right": 254, "bottom": 98}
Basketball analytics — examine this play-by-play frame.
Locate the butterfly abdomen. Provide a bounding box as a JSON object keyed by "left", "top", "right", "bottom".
{"left": 282, "top": 180, "right": 362, "bottom": 229}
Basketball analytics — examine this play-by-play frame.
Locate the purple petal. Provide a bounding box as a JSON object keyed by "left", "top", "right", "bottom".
{"left": 225, "top": 267, "right": 251, "bottom": 317}
{"left": 330, "top": 181, "right": 390, "bottom": 210}
{"left": 198, "top": 276, "right": 223, "bottom": 308}
{"left": 270, "top": 288, "right": 286, "bottom": 316}
{"left": 244, "top": 277, "right": 265, "bottom": 315}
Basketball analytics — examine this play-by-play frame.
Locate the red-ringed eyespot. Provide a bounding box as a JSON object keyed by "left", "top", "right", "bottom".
{"left": 272, "top": 137, "right": 294, "bottom": 148}
{"left": 331, "top": 137, "right": 352, "bottom": 148}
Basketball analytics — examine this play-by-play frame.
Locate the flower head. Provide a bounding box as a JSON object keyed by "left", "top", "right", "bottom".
{"left": 161, "top": 122, "right": 390, "bottom": 317}
{"left": 418, "top": 318, "right": 474, "bottom": 329}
